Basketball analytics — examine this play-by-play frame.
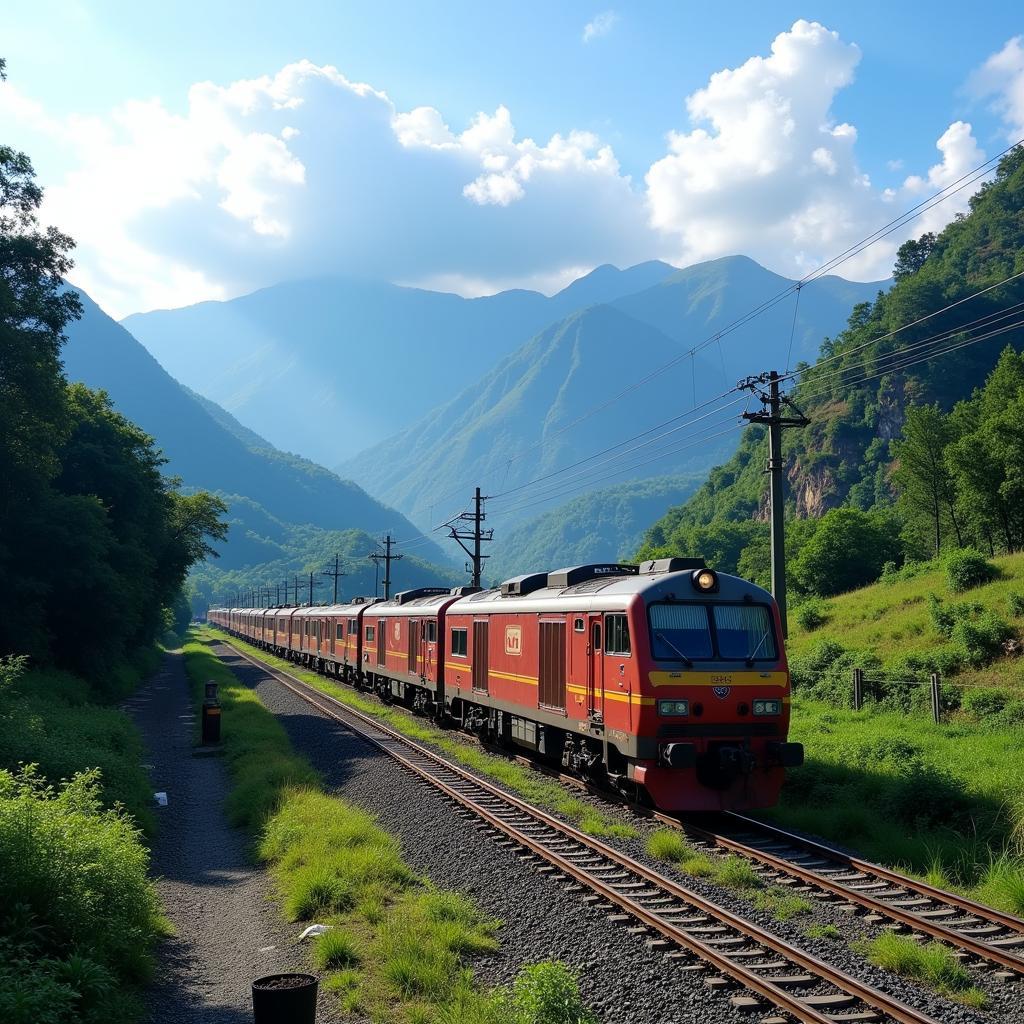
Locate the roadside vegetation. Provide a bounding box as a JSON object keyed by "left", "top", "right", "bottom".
{"left": 183, "top": 634, "right": 596, "bottom": 1023}
{"left": 202, "top": 625, "right": 636, "bottom": 839}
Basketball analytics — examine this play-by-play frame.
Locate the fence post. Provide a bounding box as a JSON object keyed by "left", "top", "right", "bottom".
{"left": 930, "top": 672, "right": 941, "bottom": 724}
{"left": 852, "top": 668, "right": 863, "bottom": 711}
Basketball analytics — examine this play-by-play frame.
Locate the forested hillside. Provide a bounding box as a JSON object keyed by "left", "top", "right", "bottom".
{"left": 640, "top": 146, "right": 1024, "bottom": 599}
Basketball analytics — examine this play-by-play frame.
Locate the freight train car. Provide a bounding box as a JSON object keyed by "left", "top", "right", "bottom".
{"left": 208, "top": 558, "right": 802, "bottom": 812}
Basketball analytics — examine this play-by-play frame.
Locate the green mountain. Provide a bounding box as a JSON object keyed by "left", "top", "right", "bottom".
{"left": 120, "top": 262, "right": 679, "bottom": 464}
{"left": 59, "top": 290, "right": 455, "bottom": 606}
{"left": 484, "top": 474, "right": 702, "bottom": 584}
{"left": 639, "top": 147, "right": 1024, "bottom": 583}
{"left": 337, "top": 304, "right": 731, "bottom": 529}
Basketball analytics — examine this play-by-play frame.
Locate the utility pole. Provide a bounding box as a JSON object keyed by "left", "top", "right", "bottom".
{"left": 322, "top": 554, "right": 346, "bottom": 604}
{"left": 368, "top": 534, "right": 402, "bottom": 600}
{"left": 294, "top": 574, "right": 302, "bottom": 605}
{"left": 443, "top": 487, "right": 493, "bottom": 588}
{"left": 740, "top": 370, "right": 809, "bottom": 638}
{"left": 308, "top": 570, "right": 315, "bottom": 605}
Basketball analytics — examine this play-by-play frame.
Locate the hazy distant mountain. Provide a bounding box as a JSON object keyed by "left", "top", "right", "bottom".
{"left": 61, "top": 290, "right": 451, "bottom": 570}
{"left": 121, "top": 262, "right": 679, "bottom": 463}
{"left": 336, "top": 257, "right": 886, "bottom": 529}
{"left": 337, "top": 304, "right": 729, "bottom": 528}
{"left": 612, "top": 255, "right": 888, "bottom": 372}
{"left": 484, "top": 474, "right": 703, "bottom": 585}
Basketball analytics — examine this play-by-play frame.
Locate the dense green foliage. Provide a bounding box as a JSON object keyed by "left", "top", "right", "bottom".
{"left": 0, "top": 136, "right": 226, "bottom": 680}
{"left": 638, "top": 147, "right": 1024, "bottom": 596}
{"left": 0, "top": 765, "right": 164, "bottom": 1024}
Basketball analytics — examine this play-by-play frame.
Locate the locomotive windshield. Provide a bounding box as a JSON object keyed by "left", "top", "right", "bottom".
{"left": 648, "top": 603, "right": 777, "bottom": 662}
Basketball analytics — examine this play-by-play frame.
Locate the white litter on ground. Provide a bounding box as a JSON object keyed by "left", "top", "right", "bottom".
{"left": 297, "top": 924, "right": 331, "bottom": 941}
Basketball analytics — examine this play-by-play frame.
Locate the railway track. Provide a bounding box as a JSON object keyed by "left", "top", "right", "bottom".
{"left": 676, "top": 813, "right": 1024, "bottom": 978}
{"left": 219, "top": 638, "right": 954, "bottom": 1023}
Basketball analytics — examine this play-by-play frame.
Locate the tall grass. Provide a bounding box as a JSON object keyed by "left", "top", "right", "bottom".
{"left": 863, "top": 932, "right": 986, "bottom": 1007}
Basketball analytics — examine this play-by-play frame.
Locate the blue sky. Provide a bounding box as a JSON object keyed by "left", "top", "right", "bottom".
{"left": 3, "top": 2, "right": 1023, "bottom": 315}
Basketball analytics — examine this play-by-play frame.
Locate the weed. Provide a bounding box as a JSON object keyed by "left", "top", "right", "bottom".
{"left": 646, "top": 828, "right": 693, "bottom": 862}
{"left": 944, "top": 548, "right": 998, "bottom": 593}
{"left": 864, "top": 932, "right": 986, "bottom": 1006}
{"left": 314, "top": 929, "right": 361, "bottom": 970}
{"left": 974, "top": 855, "right": 1024, "bottom": 915}
{"left": 805, "top": 923, "right": 841, "bottom": 939}
{"left": 713, "top": 855, "right": 763, "bottom": 890}
{"left": 752, "top": 887, "right": 814, "bottom": 920}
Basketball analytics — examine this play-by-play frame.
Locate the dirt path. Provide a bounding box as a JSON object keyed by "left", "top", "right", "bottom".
{"left": 126, "top": 650, "right": 334, "bottom": 1023}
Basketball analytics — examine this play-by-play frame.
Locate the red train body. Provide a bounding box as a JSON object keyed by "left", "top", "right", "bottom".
{"left": 208, "top": 559, "right": 802, "bottom": 812}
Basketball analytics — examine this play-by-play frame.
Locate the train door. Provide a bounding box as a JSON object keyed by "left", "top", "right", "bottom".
{"left": 377, "top": 618, "right": 386, "bottom": 667}
{"left": 407, "top": 619, "right": 419, "bottom": 675}
{"left": 472, "top": 621, "right": 489, "bottom": 693}
{"left": 587, "top": 614, "right": 604, "bottom": 720}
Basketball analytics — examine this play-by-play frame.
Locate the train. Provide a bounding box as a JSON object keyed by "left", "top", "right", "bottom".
{"left": 207, "top": 558, "right": 803, "bottom": 812}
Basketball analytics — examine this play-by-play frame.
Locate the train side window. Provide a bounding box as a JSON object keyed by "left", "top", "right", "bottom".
{"left": 605, "top": 614, "right": 631, "bottom": 655}
{"left": 349, "top": 618, "right": 357, "bottom": 632}
{"left": 573, "top": 617, "right": 584, "bottom": 632}
{"left": 426, "top": 621, "right": 437, "bottom": 643}
{"left": 335, "top": 623, "right": 344, "bottom": 640}
{"left": 365, "top": 625, "right": 375, "bottom": 642}
{"left": 451, "top": 627, "right": 468, "bottom": 657}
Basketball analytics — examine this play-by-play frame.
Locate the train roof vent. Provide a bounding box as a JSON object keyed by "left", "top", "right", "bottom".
{"left": 639, "top": 557, "right": 707, "bottom": 574}
{"left": 394, "top": 587, "right": 451, "bottom": 605}
{"left": 547, "top": 564, "right": 639, "bottom": 589}
{"left": 501, "top": 572, "right": 548, "bottom": 597}
{"left": 449, "top": 586, "right": 482, "bottom": 597}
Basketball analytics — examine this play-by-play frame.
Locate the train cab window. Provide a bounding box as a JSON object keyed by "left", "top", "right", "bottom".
{"left": 648, "top": 604, "right": 713, "bottom": 661}
{"left": 451, "top": 627, "right": 468, "bottom": 657}
{"left": 713, "top": 605, "right": 777, "bottom": 661}
{"left": 605, "top": 614, "right": 631, "bottom": 655}
{"left": 573, "top": 617, "right": 585, "bottom": 632}
{"left": 335, "top": 622, "right": 344, "bottom": 640}
{"left": 365, "top": 626, "right": 375, "bottom": 642}
{"left": 425, "top": 621, "right": 437, "bottom": 643}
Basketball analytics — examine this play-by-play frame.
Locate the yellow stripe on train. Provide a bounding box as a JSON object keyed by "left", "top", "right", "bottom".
{"left": 648, "top": 671, "right": 788, "bottom": 688}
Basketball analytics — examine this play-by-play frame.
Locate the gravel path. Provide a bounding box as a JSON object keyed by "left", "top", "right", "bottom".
{"left": 125, "top": 651, "right": 339, "bottom": 1024}
{"left": 212, "top": 641, "right": 1022, "bottom": 1024}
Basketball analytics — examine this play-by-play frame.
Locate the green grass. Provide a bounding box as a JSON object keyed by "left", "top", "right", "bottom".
{"left": 645, "top": 829, "right": 716, "bottom": 878}
{"left": 202, "top": 626, "right": 636, "bottom": 839}
{"left": 752, "top": 887, "right": 814, "bottom": 920}
{"left": 712, "top": 855, "right": 763, "bottom": 890}
{"left": 185, "top": 631, "right": 595, "bottom": 1023}
{"left": 805, "top": 923, "right": 841, "bottom": 939}
{"left": 787, "top": 550, "right": 1024, "bottom": 689}
{"left": 862, "top": 932, "right": 987, "bottom": 1007}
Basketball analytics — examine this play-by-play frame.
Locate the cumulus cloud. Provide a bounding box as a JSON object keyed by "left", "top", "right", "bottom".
{"left": 0, "top": 23, "right": 1011, "bottom": 317}
{"left": 645, "top": 20, "right": 986, "bottom": 280}
{"left": 968, "top": 35, "right": 1024, "bottom": 140}
{"left": 583, "top": 11, "right": 618, "bottom": 44}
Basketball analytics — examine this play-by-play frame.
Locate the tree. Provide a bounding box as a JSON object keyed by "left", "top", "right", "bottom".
{"left": 893, "top": 232, "right": 937, "bottom": 281}
{"left": 891, "top": 403, "right": 962, "bottom": 557}
{"left": 792, "top": 508, "right": 902, "bottom": 597}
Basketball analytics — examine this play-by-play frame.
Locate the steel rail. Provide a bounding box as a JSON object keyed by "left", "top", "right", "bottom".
{"left": 218, "top": 638, "right": 944, "bottom": 1024}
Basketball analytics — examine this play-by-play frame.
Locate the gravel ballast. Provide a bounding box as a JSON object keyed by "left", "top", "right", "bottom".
{"left": 126, "top": 651, "right": 340, "bottom": 1023}
{"left": 211, "top": 641, "right": 1023, "bottom": 1024}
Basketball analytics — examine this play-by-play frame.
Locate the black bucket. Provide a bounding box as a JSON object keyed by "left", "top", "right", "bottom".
{"left": 251, "top": 972, "right": 318, "bottom": 1024}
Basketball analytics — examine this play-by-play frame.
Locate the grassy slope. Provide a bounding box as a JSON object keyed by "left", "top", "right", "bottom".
{"left": 787, "top": 551, "right": 1024, "bottom": 689}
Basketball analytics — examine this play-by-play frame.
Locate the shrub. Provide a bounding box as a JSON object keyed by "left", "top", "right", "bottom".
{"left": 927, "top": 594, "right": 982, "bottom": 637}
{"left": 0, "top": 768, "right": 162, "bottom": 1023}
{"left": 943, "top": 548, "right": 997, "bottom": 593}
{"left": 880, "top": 559, "right": 932, "bottom": 585}
{"left": 962, "top": 688, "right": 1011, "bottom": 720}
{"left": 1009, "top": 592, "right": 1024, "bottom": 617}
{"left": 794, "top": 598, "right": 829, "bottom": 631}
{"left": 950, "top": 611, "right": 1014, "bottom": 668}
{"left": 501, "top": 963, "right": 597, "bottom": 1024}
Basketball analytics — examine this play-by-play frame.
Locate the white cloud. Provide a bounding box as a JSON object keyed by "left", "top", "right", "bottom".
{"left": 645, "top": 19, "right": 985, "bottom": 280}
{"left": 583, "top": 11, "right": 618, "bottom": 44}
{"left": 0, "top": 24, "right": 1007, "bottom": 317}
{"left": 968, "top": 35, "right": 1024, "bottom": 141}
{"left": 886, "top": 158, "right": 904, "bottom": 171}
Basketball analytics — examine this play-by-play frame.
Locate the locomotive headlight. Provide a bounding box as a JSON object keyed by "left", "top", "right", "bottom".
{"left": 692, "top": 569, "right": 718, "bottom": 593}
{"left": 658, "top": 699, "right": 690, "bottom": 716}
{"left": 753, "top": 699, "right": 781, "bottom": 716}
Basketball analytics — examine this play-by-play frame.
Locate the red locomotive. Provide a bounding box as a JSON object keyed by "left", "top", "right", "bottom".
{"left": 208, "top": 559, "right": 802, "bottom": 812}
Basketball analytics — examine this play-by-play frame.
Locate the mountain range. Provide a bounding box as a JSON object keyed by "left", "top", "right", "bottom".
{"left": 60, "top": 291, "right": 454, "bottom": 598}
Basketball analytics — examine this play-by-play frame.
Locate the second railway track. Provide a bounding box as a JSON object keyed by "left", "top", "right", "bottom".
{"left": 218, "top": 638, "right": 968, "bottom": 1024}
